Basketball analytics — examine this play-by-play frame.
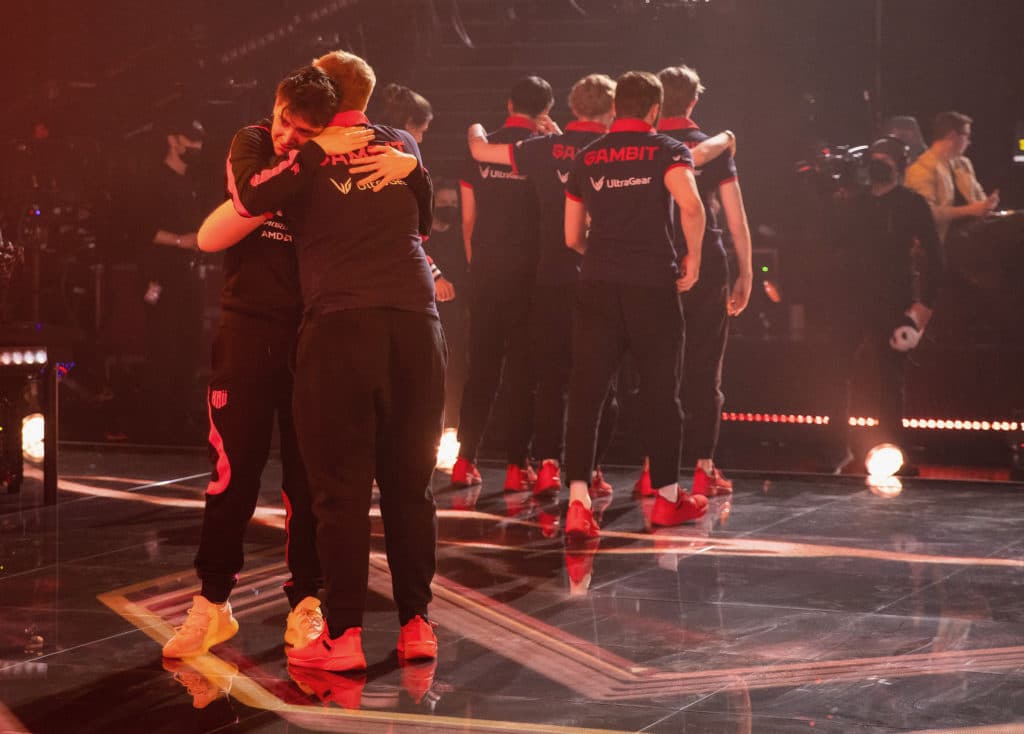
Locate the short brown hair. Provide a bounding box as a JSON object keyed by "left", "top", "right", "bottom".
{"left": 614, "top": 71, "right": 663, "bottom": 120}
{"left": 568, "top": 74, "right": 615, "bottom": 119}
{"left": 657, "top": 65, "right": 705, "bottom": 117}
{"left": 314, "top": 50, "right": 376, "bottom": 112}
{"left": 379, "top": 83, "right": 432, "bottom": 128}
{"left": 932, "top": 110, "right": 973, "bottom": 141}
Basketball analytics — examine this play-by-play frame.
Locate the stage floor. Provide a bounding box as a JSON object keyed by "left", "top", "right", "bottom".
{"left": 2, "top": 448, "right": 1023, "bottom": 733}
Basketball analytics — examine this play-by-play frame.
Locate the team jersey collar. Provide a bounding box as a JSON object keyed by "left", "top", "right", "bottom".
{"left": 658, "top": 116, "right": 700, "bottom": 132}
{"left": 503, "top": 115, "right": 538, "bottom": 131}
{"left": 610, "top": 119, "right": 654, "bottom": 133}
{"left": 566, "top": 120, "right": 608, "bottom": 133}
{"left": 329, "top": 110, "right": 371, "bottom": 127}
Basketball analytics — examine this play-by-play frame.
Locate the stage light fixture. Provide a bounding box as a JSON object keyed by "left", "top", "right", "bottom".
{"left": 865, "top": 443, "right": 903, "bottom": 478}
{"left": 22, "top": 413, "right": 45, "bottom": 463}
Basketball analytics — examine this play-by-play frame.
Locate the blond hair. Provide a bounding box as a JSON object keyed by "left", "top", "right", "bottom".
{"left": 568, "top": 74, "right": 615, "bottom": 119}
{"left": 313, "top": 50, "right": 376, "bottom": 112}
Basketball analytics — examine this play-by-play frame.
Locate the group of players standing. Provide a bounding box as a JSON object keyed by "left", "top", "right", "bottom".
{"left": 159, "top": 53, "right": 753, "bottom": 678}
{"left": 452, "top": 68, "right": 751, "bottom": 537}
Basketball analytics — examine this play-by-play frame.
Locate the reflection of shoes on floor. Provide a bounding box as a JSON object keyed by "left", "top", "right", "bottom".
{"left": 533, "top": 459, "right": 561, "bottom": 494}
{"left": 451, "top": 457, "right": 482, "bottom": 487}
{"left": 398, "top": 615, "right": 438, "bottom": 661}
{"left": 633, "top": 467, "right": 656, "bottom": 497}
{"left": 162, "top": 595, "right": 239, "bottom": 659}
{"left": 651, "top": 492, "right": 708, "bottom": 526}
{"left": 287, "top": 627, "right": 366, "bottom": 671}
{"left": 534, "top": 498, "right": 560, "bottom": 538}
{"left": 399, "top": 658, "right": 438, "bottom": 704}
{"left": 692, "top": 466, "right": 733, "bottom": 496}
{"left": 504, "top": 463, "right": 537, "bottom": 492}
{"left": 450, "top": 484, "right": 481, "bottom": 510}
{"left": 565, "top": 538, "right": 600, "bottom": 595}
{"left": 565, "top": 500, "right": 600, "bottom": 539}
{"left": 288, "top": 664, "right": 366, "bottom": 709}
{"left": 589, "top": 468, "right": 613, "bottom": 497}
{"left": 162, "top": 657, "right": 238, "bottom": 709}
{"left": 285, "top": 596, "right": 325, "bottom": 649}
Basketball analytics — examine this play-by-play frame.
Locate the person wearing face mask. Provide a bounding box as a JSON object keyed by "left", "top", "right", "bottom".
{"left": 823, "top": 136, "right": 943, "bottom": 473}
{"left": 426, "top": 179, "right": 467, "bottom": 427}
{"left": 138, "top": 113, "right": 207, "bottom": 443}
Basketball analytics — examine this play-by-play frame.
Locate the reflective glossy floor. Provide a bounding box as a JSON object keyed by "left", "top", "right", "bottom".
{"left": 2, "top": 448, "right": 1023, "bottom": 733}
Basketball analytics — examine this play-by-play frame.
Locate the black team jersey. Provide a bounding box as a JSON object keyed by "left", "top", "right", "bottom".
{"left": 220, "top": 120, "right": 301, "bottom": 329}
{"left": 227, "top": 111, "right": 435, "bottom": 317}
{"left": 509, "top": 120, "right": 606, "bottom": 285}
{"left": 658, "top": 116, "right": 738, "bottom": 264}
{"left": 565, "top": 119, "right": 694, "bottom": 287}
{"left": 140, "top": 164, "right": 202, "bottom": 291}
{"left": 460, "top": 117, "right": 541, "bottom": 277}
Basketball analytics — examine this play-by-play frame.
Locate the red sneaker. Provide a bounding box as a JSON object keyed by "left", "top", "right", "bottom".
{"left": 633, "top": 467, "right": 656, "bottom": 497}
{"left": 565, "top": 500, "right": 600, "bottom": 539}
{"left": 651, "top": 492, "right": 709, "bottom": 526}
{"left": 534, "top": 459, "right": 561, "bottom": 494}
{"left": 503, "top": 463, "right": 537, "bottom": 492}
{"left": 692, "top": 466, "right": 734, "bottom": 496}
{"left": 286, "top": 627, "right": 366, "bottom": 672}
{"left": 397, "top": 615, "right": 438, "bottom": 661}
{"left": 589, "top": 468, "right": 613, "bottom": 497}
{"left": 288, "top": 664, "right": 366, "bottom": 709}
{"left": 451, "top": 457, "right": 482, "bottom": 487}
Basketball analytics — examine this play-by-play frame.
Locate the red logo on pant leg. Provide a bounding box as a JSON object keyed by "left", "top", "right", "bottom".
{"left": 210, "top": 390, "right": 228, "bottom": 410}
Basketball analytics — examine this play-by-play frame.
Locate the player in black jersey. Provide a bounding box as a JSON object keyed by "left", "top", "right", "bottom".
{"left": 467, "top": 74, "right": 738, "bottom": 501}
{"left": 451, "top": 76, "right": 553, "bottom": 493}
{"left": 563, "top": 71, "right": 710, "bottom": 537}
{"left": 643, "top": 64, "right": 753, "bottom": 498}
{"left": 163, "top": 63, "right": 417, "bottom": 661}
{"left": 162, "top": 67, "right": 374, "bottom": 660}
{"left": 228, "top": 50, "right": 443, "bottom": 673}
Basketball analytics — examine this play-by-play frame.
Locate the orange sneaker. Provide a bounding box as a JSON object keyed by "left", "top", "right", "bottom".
{"left": 451, "top": 457, "right": 482, "bottom": 487}
{"left": 589, "top": 468, "right": 613, "bottom": 497}
{"left": 287, "top": 627, "right": 366, "bottom": 672}
{"left": 565, "top": 500, "right": 600, "bottom": 539}
{"left": 692, "top": 466, "right": 734, "bottom": 496}
{"left": 533, "top": 459, "right": 561, "bottom": 494}
{"left": 651, "top": 492, "right": 708, "bottom": 526}
{"left": 397, "top": 615, "right": 438, "bottom": 660}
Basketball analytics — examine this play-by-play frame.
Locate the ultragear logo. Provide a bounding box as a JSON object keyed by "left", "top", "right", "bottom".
{"left": 330, "top": 177, "right": 353, "bottom": 195}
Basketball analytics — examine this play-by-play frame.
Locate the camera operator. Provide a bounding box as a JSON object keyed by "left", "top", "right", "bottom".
{"left": 824, "top": 136, "right": 943, "bottom": 473}
{"left": 905, "top": 111, "right": 998, "bottom": 244}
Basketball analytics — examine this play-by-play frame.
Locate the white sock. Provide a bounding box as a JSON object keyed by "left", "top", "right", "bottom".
{"left": 657, "top": 482, "right": 679, "bottom": 503}
{"left": 569, "top": 480, "right": 591, "bottom": 509}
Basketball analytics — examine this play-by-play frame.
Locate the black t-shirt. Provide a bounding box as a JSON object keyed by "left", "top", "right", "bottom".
{"left": 228, "top": 110, "right": 435, "bottom": 316}
{"left": 140, "top": 163, "right": 202, "bottom": 288}
{"left": 219, "top": 120, "right": 302, "bottom": 330}
{"left": 658, "top": 116, "right": 738, "bottom": 264}
{"left": 460, "top": 116, "right": 541, "bottom": 277}
{"left": 838, "top": 185, "right": 943, "bottom": 321}
{"left": 510, "top": 120, "right": 606, "bottom": 285}
{"left": 565, "top": 119, "right": 694, "bottom": 287}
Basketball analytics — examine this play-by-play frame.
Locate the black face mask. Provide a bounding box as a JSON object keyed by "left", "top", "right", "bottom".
{"left": 868, "top": 158, "right": 897, "bottom": 185}
{"left": 434, "top": 205, "right": 458, "bottom": 227}
{"left": 180, "top": 147, "right": 202, "bottom": 168}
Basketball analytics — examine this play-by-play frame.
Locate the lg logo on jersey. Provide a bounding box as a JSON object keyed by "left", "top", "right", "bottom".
{"left": 590, "top": 176, "right": 606, "bottom": 191}
{"left": 557, "top": 170, "right": 570, "bottom": 184}
{"left": 330, "top": 177, "right": 353, "bottom": 194}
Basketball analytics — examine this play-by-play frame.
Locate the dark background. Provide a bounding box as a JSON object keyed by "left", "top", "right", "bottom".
{"left": 2, "top": 0, "right": 1022, "bottom": 462}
